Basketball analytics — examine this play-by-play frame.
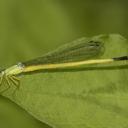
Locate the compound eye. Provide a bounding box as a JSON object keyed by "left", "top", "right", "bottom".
{"left": 17, "top": 63, "right": 25, "bottom": 69}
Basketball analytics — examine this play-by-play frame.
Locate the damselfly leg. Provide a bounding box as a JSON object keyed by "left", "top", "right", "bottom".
{"left": 8, "top": 75, "right": 20, "bottom": 95}
{"left": 0, "top": 74, "right": 20, "bottom": 95}
{"left": 0, "top": 74, "right": 11, "bottom": 94}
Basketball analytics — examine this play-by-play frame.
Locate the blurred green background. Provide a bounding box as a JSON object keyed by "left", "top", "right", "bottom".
{"left": 0, "top": 0, "right": 127, "bottom": 128}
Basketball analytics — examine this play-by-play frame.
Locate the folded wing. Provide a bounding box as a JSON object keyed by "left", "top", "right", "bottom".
{"left": 23, "top": 38, "right": 104, "bottom": 66}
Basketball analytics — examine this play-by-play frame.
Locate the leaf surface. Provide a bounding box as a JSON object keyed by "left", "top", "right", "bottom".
{"left": 1, "top": 34, "right": 128, "bottom": 128}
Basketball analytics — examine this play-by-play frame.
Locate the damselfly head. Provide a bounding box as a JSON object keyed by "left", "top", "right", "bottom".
{"left": 0, "top": 70, "right": 5, "bottom": 91}
{"left": 0, "top": 69, "right": 4, "bottom": 76}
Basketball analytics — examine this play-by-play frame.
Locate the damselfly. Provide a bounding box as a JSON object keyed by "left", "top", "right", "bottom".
{"left": 0, "top": 37, "right": 128, "bottom": 93}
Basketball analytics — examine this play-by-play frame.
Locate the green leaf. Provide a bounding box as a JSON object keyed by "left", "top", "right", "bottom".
{"left": 1, "top": 34, "right": 128, "bottom": 128}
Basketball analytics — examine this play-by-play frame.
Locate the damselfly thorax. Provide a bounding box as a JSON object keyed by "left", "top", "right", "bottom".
{"left": 0, "top": 63, "right": 24, "bottom": 93}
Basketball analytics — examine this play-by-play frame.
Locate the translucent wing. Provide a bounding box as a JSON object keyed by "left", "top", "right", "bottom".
{"left": 23, "top": 37, "right": 104, "bottom": 66}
